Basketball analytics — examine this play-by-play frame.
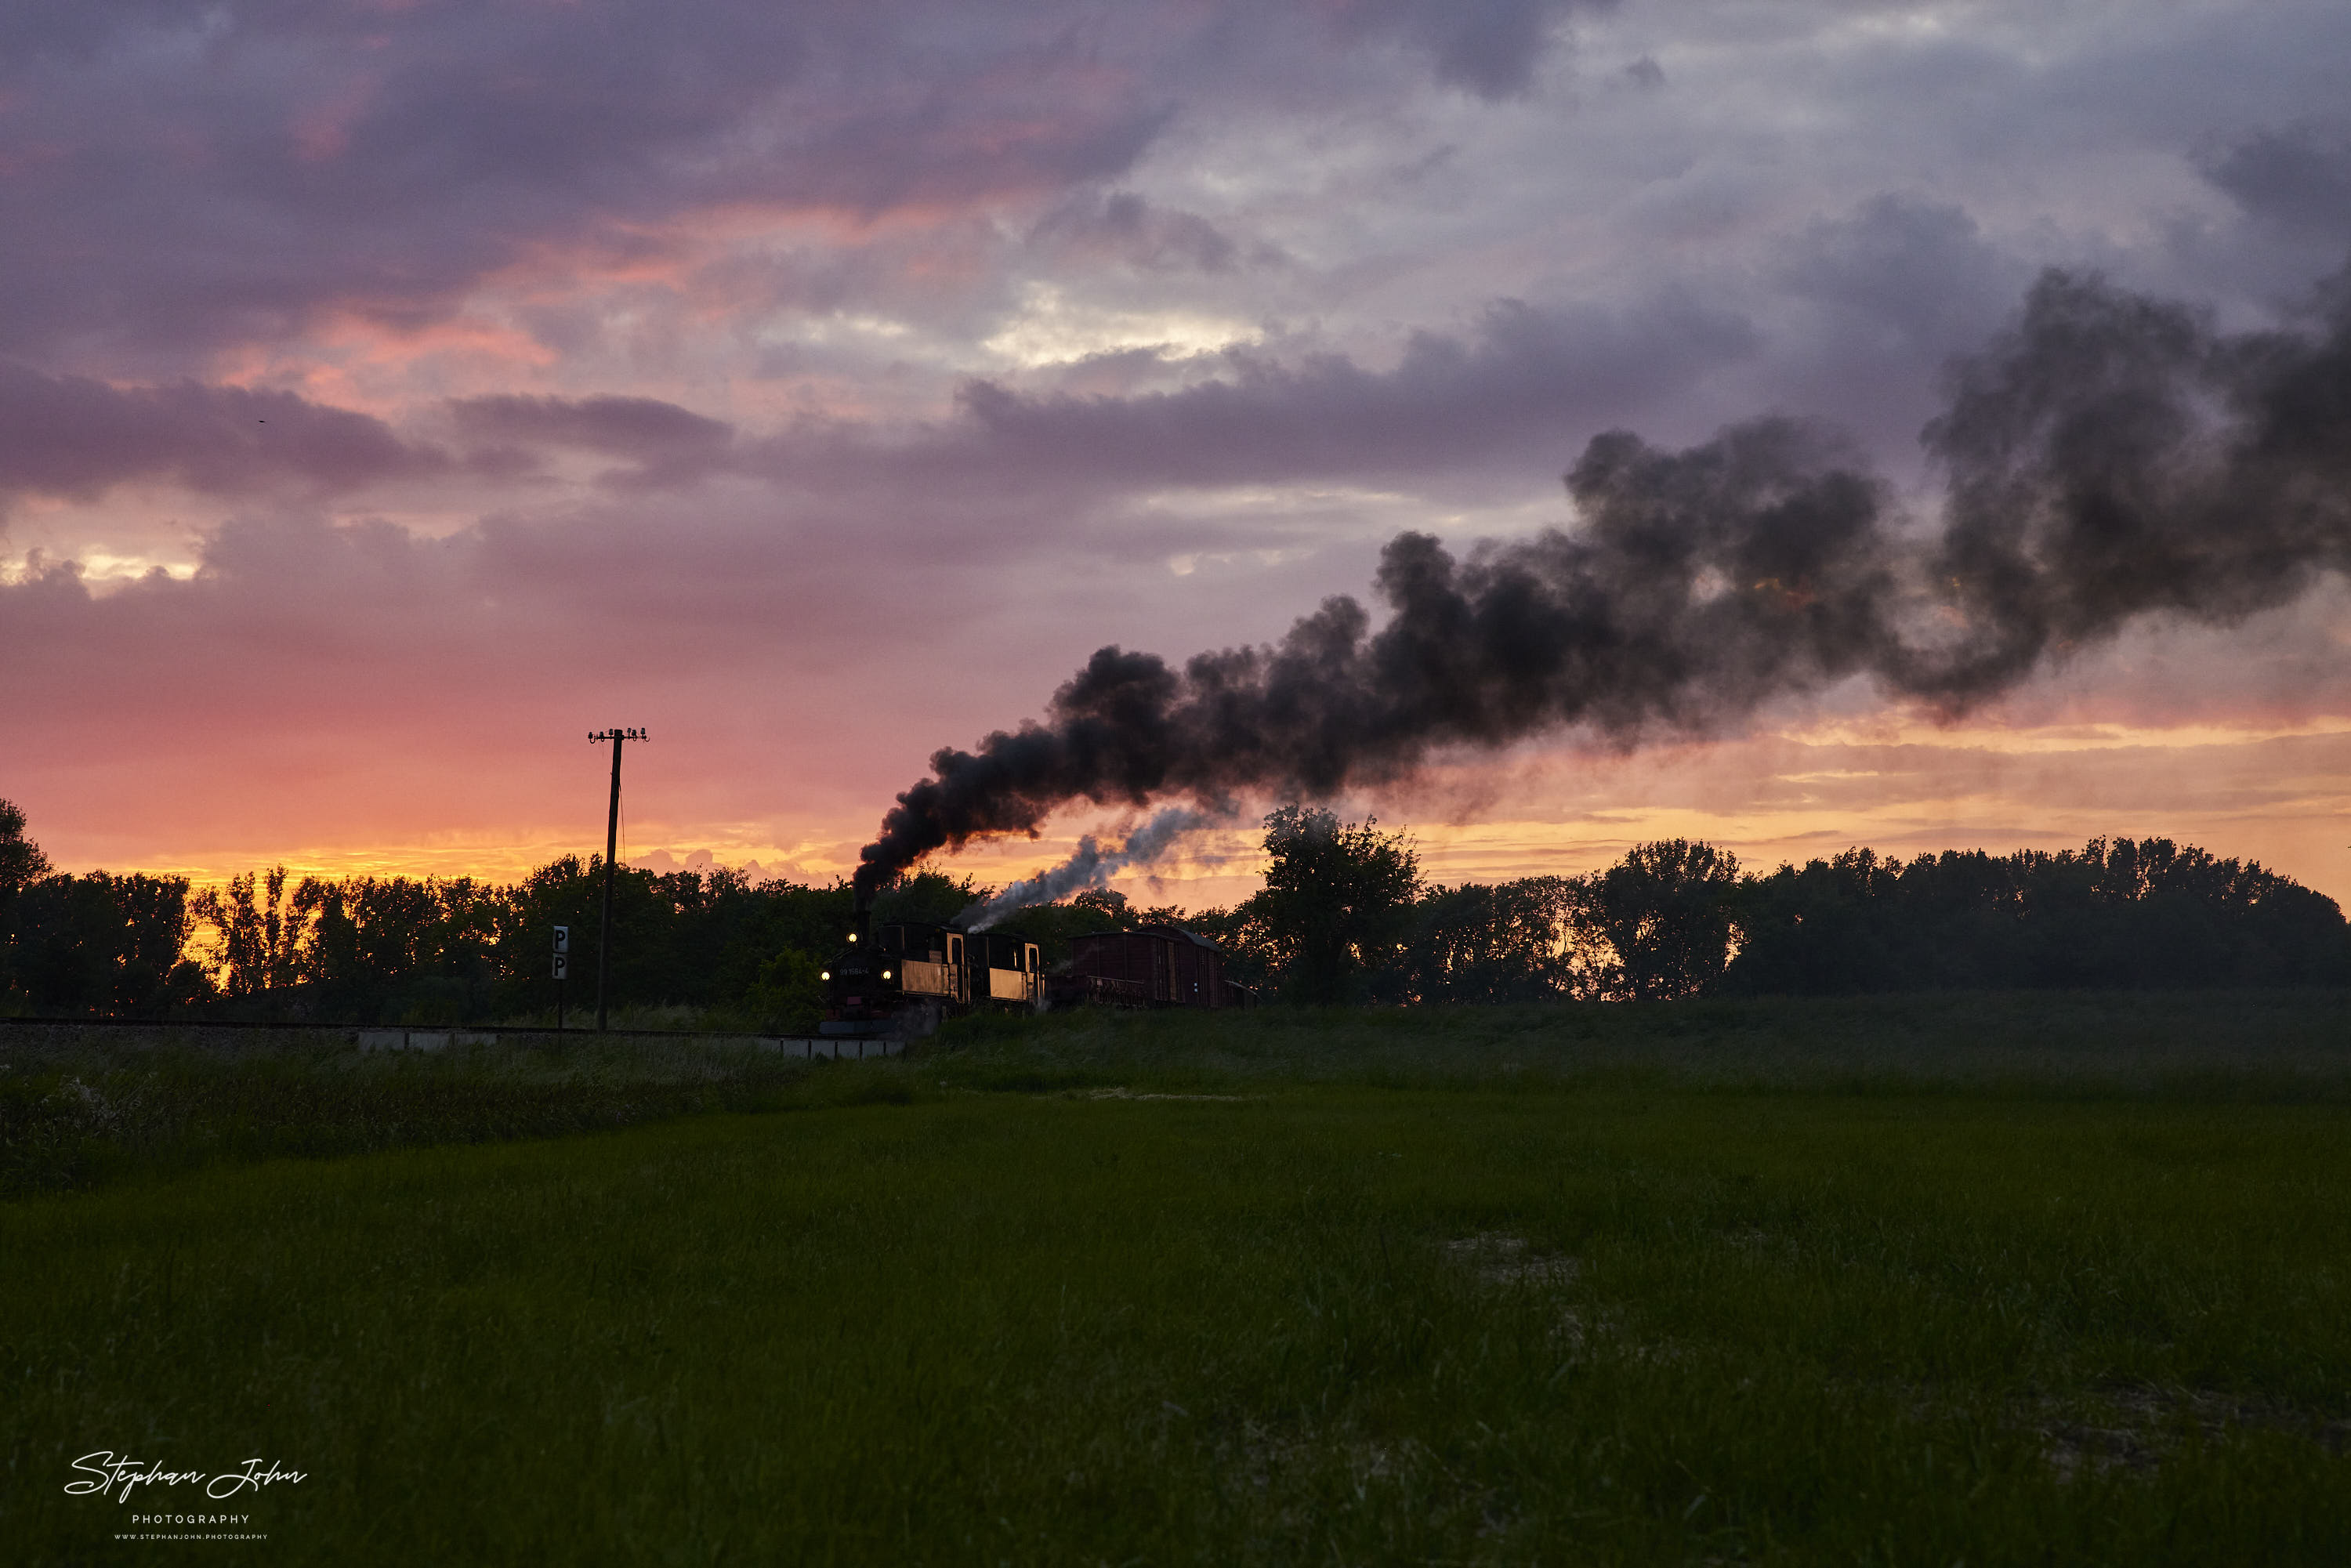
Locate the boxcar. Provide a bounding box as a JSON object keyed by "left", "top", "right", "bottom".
{"left": 1054, "top": 924, "right": 1247, "bottom": 1009}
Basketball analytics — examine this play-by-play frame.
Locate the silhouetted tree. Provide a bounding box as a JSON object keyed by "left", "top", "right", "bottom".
{"left": 984, "top": 886, "right": 1144, "bottom": 972}
{"left": 1574, "top": 839, "right": 1743, "bottom": 1001}
{"left": 872, "top": 870, "right": 985, "bottom": 929}
{"left": 744, "top": 949, "right": 825, "bottom": 1034}
{"left": 9, "top": 872, "right": 212, "bottom": 1014}
{"left": 0, "top": 799, "right": 53, "bottom": 1001}
{"left": 1235, "top": 806, "right": 1422, "bottom": 1005}
{"left": 274, "top": 874, "right": 506, "bottom": 1022}
{"left": 1722, "top": 837, "right": 2351, "bottom": 993}
{"left": 1399, "top": 877, "right": 1583, "bottom": 1001}
{"left": 0, "top": 799, "right": 47, "bottom": 906}
{"left": 1720, "top": 847, "right": 1912, "bottom": 993}
{"left": 190, "top": 867, "right": 310, "bottom": 1001}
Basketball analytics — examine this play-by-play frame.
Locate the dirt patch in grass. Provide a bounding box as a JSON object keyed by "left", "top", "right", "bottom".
{"left": 1442, "top": 1231, "right": 1582, "bottom": 1289}
{"left": 2020, "top": 1385, "right": 2351, "bottom": 1479}
{"left": 1081, "top": 1087, "right": 1259, "bottom": 1103}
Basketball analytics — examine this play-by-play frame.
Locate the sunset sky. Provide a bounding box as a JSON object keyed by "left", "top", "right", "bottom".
{"left": 6, "top": 0, "right": 2350, "bottom": 909}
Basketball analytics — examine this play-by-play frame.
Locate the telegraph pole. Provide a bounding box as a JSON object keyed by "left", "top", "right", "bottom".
{"left": 589, "top": 727, "right": 647, "bottom": 1031}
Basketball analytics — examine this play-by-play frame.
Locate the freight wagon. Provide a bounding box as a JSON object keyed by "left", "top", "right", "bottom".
{"left": 1048, "top": 925, "right": 1251, "bottom": 1010}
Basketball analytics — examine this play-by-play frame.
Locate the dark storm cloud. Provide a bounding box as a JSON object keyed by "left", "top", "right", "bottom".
{"left": 0, "top": 360, "right": 435, "bottom": 507}
{"left": 0, "top": 0, "right": 1595, "bottom": 361}
{"left": 945, "top": 294, "right": 1758, "bottom": 488}
{"left": 2204, "top": 125, "right": 2351, "bottom": 241}
{"left": 853, "top": 268, "right": 2351, "bottom": 892}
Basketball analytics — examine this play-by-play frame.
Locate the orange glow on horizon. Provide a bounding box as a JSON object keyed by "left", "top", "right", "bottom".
{"left": 37, "top": 714, "right": 2351, "bottom": 913}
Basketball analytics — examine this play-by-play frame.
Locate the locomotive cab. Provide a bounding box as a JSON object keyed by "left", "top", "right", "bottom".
{"left": 883, "top": 923, "right": 966, "bottom": 1005}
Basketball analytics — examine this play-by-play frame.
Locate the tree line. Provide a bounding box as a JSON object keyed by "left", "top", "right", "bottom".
{"left": 1186, "top": 808, "right": 2351, "bottom": 1003}
{"left": 2, "top": 798, "right": 2345, "bottom": 1025}
{"left": 0, "top": 804, "right": 856, "bottom": 1027}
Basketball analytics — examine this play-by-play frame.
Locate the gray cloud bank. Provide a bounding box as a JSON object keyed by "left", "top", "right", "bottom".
{"left": 948, "top": 294, "right": 1755, "bottom": 489}
{"left": 0, "top": 284, "right": 1755, "bottom": 514}
{"left": 0, "top": 0, "right": 1599, "bottom": 362}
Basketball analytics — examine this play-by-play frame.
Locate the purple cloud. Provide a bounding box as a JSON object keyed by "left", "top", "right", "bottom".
{"left": 0, "top": 361, "right": 434, "bottom": 506}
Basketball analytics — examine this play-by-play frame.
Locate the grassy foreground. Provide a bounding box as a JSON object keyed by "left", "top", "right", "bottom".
{"left": 5, "top": 996, "right": 2351, "bottom": 1562}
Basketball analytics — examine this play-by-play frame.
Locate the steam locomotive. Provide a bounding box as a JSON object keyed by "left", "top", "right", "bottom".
{"left": 820, "top": 914, "right": 1246, "bottom": 1037}
{"left": 819, "top": 922, "right": 1041, "bottom": 1037}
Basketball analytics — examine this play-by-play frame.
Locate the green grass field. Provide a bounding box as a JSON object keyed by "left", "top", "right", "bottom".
{"left": 6, "top": 995, "right": 2350, "bottom": 1563}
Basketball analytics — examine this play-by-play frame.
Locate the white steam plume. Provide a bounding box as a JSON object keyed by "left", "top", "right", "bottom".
{"left": 960, "top": 806, "right": 1212, "bottom": 931}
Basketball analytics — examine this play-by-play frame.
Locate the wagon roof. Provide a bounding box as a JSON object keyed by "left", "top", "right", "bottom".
{"left": 1072, "top": 923, "right": 1223, "bottom": 952}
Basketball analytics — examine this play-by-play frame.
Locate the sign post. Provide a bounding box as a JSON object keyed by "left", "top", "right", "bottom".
{"left": 553, "top": 925, "right": 571, "bottom": 1031}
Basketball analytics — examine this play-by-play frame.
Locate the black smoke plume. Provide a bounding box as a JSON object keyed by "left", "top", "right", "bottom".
{"left": 855, "top": 269, "right": 2351, "bottom": 896}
